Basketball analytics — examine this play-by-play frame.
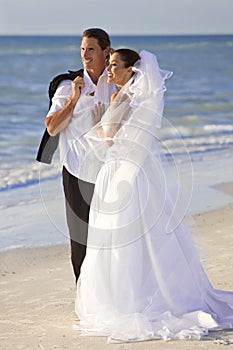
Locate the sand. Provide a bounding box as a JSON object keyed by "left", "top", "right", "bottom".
{"left": 1, "top": 203, "right": 233, "bottom": 349}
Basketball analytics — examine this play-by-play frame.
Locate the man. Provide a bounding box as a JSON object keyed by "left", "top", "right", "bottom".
{"left": 45, "top": 28, "right": 116, "bottom": 283}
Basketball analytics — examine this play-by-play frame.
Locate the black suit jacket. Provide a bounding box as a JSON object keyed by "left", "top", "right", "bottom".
{"left": 36, "top": 69, "right": 84, "bottom": 164}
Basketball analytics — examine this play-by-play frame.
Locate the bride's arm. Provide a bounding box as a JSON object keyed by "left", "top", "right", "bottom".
{"left": 104, "top": 93, "right": 131, "bottom": 143}
{"left": 91, "top": 92, "right": 122, "bottom": 146}
{"left": 89, "top": 92, "right": 132, "bottom": 147}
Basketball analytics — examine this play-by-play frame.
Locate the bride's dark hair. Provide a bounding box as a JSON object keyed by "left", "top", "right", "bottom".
{"left": 113, "top": 49, "right": 140, "bottom": 68}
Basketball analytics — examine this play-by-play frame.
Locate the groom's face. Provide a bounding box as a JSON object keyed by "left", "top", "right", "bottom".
{"left": 81, "top": 37, "right": 108, "bottom": 74}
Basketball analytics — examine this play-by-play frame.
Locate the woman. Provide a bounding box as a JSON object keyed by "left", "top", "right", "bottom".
{"left": 74, "top": 49, "right": 233, "bottom": 343}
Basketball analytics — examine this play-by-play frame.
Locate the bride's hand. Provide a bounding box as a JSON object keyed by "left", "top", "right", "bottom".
{"left": 91, "top": 102, "right": 105, "bottom": 126}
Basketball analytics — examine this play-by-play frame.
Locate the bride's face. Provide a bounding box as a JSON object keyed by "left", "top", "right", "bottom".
{"left": 107, "top": 52, "right": 132, "bottom": 88}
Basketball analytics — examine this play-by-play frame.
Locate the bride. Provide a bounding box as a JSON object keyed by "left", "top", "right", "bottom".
{"left": 74, "top": 49, "right": 233, "bottom": 343}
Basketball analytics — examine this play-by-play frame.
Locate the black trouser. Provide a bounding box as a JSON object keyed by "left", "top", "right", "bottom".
{"left": 62, "top": 166, "right": 95, "bottom": 283}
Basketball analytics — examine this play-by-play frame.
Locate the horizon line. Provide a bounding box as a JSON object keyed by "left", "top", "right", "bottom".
{"left": 1, "top": 32, "right": 233, "bottom": 37}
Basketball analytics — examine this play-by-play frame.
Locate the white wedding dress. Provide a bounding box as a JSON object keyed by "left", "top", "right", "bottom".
{"left": 74, "top": 51, "right": 233, "bottom": 343}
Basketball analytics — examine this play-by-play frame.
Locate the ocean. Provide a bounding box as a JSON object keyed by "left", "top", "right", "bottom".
{"left": 0, "top": 35, "right": 233, "bottom": 250}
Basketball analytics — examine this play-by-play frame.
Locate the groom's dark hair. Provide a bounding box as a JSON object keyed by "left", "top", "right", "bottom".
{"left": 82, "top": 28, "right": 111, "bottom": 50}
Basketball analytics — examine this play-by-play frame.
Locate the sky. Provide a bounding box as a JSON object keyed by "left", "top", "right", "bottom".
{"left": 1, "top": 0, "right": 233, "bottom": 36}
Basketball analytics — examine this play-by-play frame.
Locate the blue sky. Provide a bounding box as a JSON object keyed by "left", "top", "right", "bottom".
{"left": 1, "top": 0, "right": 233, "bottom": 35}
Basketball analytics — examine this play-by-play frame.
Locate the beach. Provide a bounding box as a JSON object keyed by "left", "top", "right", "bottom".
{"left": 1, "top": 193, "right": 233, "bottom": 349}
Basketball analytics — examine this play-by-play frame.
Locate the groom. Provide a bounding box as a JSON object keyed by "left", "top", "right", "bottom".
{"left": 44, "top": 28, "right": 116, "bottom": 283}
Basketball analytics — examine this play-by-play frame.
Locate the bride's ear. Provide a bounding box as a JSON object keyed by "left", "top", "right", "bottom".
{"left": 104, "top": 47, "right": 113, "bottom": 65}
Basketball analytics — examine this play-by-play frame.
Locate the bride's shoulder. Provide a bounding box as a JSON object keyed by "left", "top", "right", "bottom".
{"left": 111, "top": 91, "right": 131, "bottom": 105}
{"left": 110, "top": 92, "right": 118, "bottom": 102}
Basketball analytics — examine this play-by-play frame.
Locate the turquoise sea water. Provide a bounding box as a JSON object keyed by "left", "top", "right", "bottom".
{"left": 0, "top": 35, "right": 232, "bottom": 250}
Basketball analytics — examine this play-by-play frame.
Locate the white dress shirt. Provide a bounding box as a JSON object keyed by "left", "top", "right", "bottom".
{"left": 46, "top": 69, "right": 117, "bottom": 183}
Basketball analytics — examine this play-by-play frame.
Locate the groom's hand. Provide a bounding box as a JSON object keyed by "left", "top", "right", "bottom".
{"left": 71, "top": 76, "right": 85, "bottom": 104}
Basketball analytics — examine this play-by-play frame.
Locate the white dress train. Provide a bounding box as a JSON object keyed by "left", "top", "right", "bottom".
{"left": 75, "top": 156, "right": 233, "bottom": 342}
